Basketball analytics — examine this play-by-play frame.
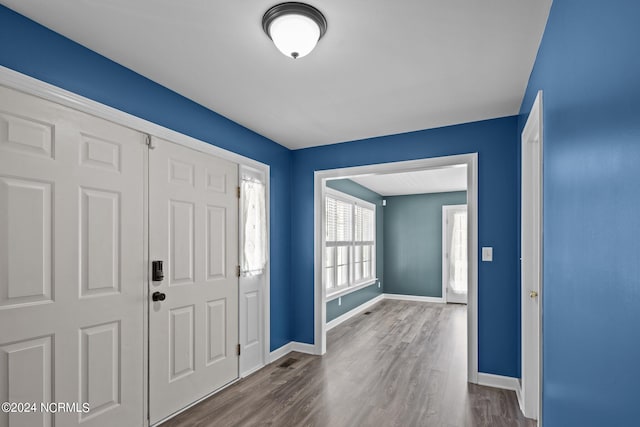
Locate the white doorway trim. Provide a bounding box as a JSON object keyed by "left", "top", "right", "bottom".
{"left": 521, "top": 90, "right": 543, "bottom": 423}
{"left": 314, "top": 153, "right": 479, "bottom": 383}
{"left": 442, "top": 204, "right": 468, "bottom": 304}
{"left": 0, "top": 65, "right": 272, "bottom": 423}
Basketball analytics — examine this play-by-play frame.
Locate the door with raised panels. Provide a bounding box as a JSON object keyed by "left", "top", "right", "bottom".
{"left": 238, "top": 168, "right": 266, "bottom": 377}
{"left": 148, "top": 136, "right": 239, "bottom": 424}
{"left": 0, "top": 86, "right": 145, "bottom": 427}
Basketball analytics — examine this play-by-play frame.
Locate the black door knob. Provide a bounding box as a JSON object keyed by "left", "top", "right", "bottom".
{"left": 152, "top": 291, "right": 166, "bottom": 302}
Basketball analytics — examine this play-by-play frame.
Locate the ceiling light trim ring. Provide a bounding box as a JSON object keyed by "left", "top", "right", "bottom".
{"left": 262, "top": 2, "right": 328, "bottom": 41}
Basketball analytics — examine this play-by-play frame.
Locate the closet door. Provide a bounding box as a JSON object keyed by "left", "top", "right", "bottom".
{"left": 0, "top": 86, "right": 145, "bottom": 427}
{"left": 148, "top": 137, "right": 238, "bottom": 424}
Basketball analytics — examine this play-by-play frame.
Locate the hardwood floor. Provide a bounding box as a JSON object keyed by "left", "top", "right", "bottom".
{"left": 161, "top": 300, "right": 535, "bottom": 427}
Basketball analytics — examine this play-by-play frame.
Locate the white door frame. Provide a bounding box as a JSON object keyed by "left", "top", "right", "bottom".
{"left": 442, "top": 204, "right": 468, "bottom": 304}
{"left": 0, "top": 66, "right": 271, "bottom": 426}
{"left": 521, "top": 90, "right": 543, "bottom": 422}
{"left": 314, "top": 153, "right": 479, "bottom": 384}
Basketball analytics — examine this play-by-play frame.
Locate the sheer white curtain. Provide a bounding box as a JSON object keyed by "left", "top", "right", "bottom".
{"left": 241, "top": 178, "right": 266, "bottom": 276}
{"left": 449, "top": 211, "right": 468, "bottom": 293}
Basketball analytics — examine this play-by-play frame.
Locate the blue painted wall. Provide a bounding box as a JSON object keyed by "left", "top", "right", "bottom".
{"left": 325, "top": 179, "right": 383, "bottom": 322}
{"left": 291, "top": 116, "right": 520, "bottom": 377}
{"left": 0, "top": 6, "right": 293, "bottom": 350}
{"left": 384, "top": 191, "right": 467, "bottom": 297}
{"left": 519, "top": 1, "right": 640, "bottom": 425}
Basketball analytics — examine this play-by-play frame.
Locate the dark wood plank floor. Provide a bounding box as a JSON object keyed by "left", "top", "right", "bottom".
{"left": 161, "top": 300, "right": 535, "bottom": 427}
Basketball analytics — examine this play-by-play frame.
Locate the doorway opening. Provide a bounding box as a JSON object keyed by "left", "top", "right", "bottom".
{"left": 313, "top": 153, "right": 479, "bottom": 383}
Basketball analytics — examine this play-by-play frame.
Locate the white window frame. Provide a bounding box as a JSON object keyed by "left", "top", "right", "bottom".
{"left": 323, "top": 188, "right": 377, "bottom": 300}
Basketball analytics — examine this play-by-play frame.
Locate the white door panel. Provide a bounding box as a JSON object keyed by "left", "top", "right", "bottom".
{"left": 149, "top": 137, "right": 238, "bottom": 424}
{"left": 0, "top": 86, "right": 145, "bottom": 427}
{"left": 238, "top": 167, "right": 266, "bottom": 377}
{"left": 239, "top": 275, "right": 263, "bottom": 375}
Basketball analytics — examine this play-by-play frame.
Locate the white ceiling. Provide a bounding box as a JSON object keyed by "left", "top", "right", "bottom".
{"left": 1, "top": 0, "right": 552, "bottom": 150}
{"left": 349, "top": 166, "right": 467, "bottom": 196}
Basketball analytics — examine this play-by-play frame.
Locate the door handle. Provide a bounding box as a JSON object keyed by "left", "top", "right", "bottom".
{"left": 152, "top": 291, "right": 166, "bottom": 302}
{"left": 529, "top": 290, "right": 538, "bottom": 298}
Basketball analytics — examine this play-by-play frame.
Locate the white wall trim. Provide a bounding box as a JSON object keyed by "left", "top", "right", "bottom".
{"left": 268, "top": 343, "right": 294, "bottom": 364}
{"left": 477, "top": 372, "right": 521, "bottom": 392}
{"left": 268, "top": 341, "right": 321, "bottom": 364}
{"left": 325, "top": 279, "right": 378, "bottom": 302}
{"left": 516, "top": 386, "right": 525, "bottom": 417}
{"left": 290, "top": 342, "right": 320, "bottom": 355}
{"left": 326, "top": 294, "right": 384, "bottom": 330}
{"left": 476, "top": 373, "right": 526, "bottom": 417}
{"left": 521, "top": 90, "right": 544, "bottom": 424}
{"left": 314, "top": 153, "right": 479, "bottom": 384}
{"left": 383, "top": 293, "right": 444, "bottom": 303}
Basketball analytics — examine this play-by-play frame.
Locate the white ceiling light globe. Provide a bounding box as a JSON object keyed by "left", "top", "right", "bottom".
{"left": 269, "top": 14, "right": 320, "bottom": 59}
{"left": 262, "top": 3, "right": 327, "bottom": 60}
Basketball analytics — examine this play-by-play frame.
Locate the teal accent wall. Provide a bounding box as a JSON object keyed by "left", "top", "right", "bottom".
{"left": 325, "top": 179, "right": 383, "bottom": 322}
{"left": 384, "top": 191, "right": 467, "bottom": 297}
{"left": 326, "top": 284, "right": 381, "bottom": 322}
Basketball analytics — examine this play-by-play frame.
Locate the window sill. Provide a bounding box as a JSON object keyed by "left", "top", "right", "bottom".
{"left": 325, "top": 278, "right": 379, "bottom": 302}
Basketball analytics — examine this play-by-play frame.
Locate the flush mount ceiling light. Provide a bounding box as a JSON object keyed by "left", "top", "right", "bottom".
{"left": 262, "top": 2, "right": 327, "bottom": 59}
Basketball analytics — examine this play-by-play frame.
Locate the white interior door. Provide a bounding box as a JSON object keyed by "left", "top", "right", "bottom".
{"left": 521, "top": 90, "right": 543, "bottom": 421}
{"left": 148, "top": 136, "right": 239, "bottom": 424}
{"left": 443, "top": 204, "right": 468, "bottom": 304}
{"left": 0, "top": 86, "right": 145, "bottom": 427}
{"left": 238, "top": 167, "right": 267, "bottom": 377}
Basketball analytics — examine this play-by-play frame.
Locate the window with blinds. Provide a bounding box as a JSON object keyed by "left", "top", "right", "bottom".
{"left": 324, "top": 189, "right": 376, "bottom": 295}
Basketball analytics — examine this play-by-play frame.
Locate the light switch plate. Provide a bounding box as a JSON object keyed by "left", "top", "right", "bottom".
{"left": 482, "top": 247, "right": 493, "bottom": 262}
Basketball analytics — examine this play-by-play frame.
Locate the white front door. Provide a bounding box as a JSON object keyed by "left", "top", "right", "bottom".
{"left": 0, "top": 86, "right": 145, "bottom": 427}
{"left": 521, "top": 91, "right": 543, "bottom": 421}
{"left": 148, "top": 136, "right": 239, "bottom": 424}
{"left": 443, "top": 204, "right": 468, "bottom": 304}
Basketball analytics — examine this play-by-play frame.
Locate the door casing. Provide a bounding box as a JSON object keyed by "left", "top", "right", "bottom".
{"left": 521, "top": 90, "right": 543, "bottom": 423}
{"left": 313, "top": 153, "right": 479, "bottom": 384}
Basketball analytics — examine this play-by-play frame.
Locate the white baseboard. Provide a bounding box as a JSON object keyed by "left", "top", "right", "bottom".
{"left": 383, "top": 293, "right": 444, "bottom": 303}
{"left": 477, "top": 373, "right": 526, "bottom": 419}
{"left": 268, "top": 341, "right": 321, "bottom": 364}
{"left": 290, "top": 341, "right": 320, "bottom": 355}
{"left": 515, "top": 386, "right": 524, "bottom": 416}
{"left": 268, "top": 342, "right": 293, "bottom": 363}
{"left": 477, "top": 372, "right": 521, "bottom": 392}
{"left": 326, "top": 294, "right": 384, "bottom": 330}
